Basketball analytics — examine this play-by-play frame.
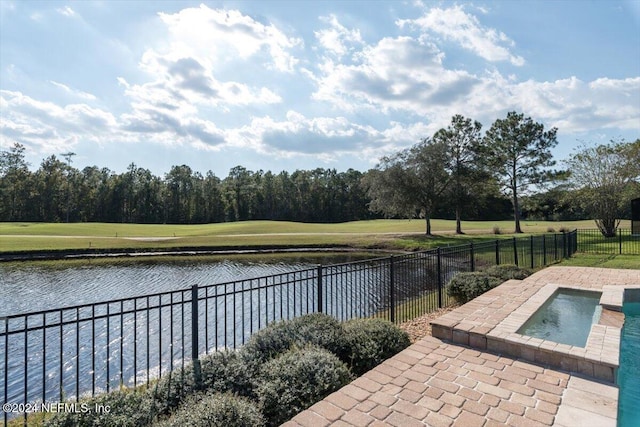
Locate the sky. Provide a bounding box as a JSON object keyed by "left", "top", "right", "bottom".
{"left": 1, "top": 0, "right": 639, "bottom": 178}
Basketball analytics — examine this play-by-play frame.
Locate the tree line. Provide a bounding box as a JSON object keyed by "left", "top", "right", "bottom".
{"left": 0, "top": 143, "right": 516, "bottom": 225}
{"left": 1, "top": 111, "right": 637, "bottom": 234}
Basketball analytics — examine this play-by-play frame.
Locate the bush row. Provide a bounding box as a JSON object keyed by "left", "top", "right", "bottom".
{"left": 45, "top": 314, "right": 410, "bottom": 427}
{"left": 446, "top": 264, "right": 531, "bottom": 303}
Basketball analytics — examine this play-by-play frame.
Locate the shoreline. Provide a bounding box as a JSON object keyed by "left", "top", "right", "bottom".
{"left": 0, "top": 245, "right": 401, "bottom": 262}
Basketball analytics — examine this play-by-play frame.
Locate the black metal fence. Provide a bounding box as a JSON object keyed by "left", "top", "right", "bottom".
{"left": 576, "top": 228, "right": 640, "bottom": 254}
{"left": 1, "top": 230, "right": 577, "bottom": 424}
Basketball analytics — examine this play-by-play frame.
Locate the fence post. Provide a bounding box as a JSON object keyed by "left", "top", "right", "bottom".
{"left": 619, "top": 230, "right": 623, "bottom": 254}
{"left": 317, "top": 265, "right": 323, "bottom": 313}
{"left": 470, "top": 242, "right": 475, "bottom": 271}
{"left": 437, "top": 248, "right": 443, "bottom": 308}
{"left": 530, "top": 236, "right": 535, "bottom": 268}
{"left": 554, "top": 234, "right": 558, "bottom": 261}
{"left": 495, "top": 239, "right": 500, "bottom": 265}
{"left": 191, "top": 284, "right": 202, "bottom": 387}
{"left": 389, "top": 256, "right": 395, "bottom": 323}
{"left": 513, "top": 237, "right": 519, "bottom": 266}
{"left": 542, "top": 234, "right": 547, "bottom": 266}
{"left": 562, "top": 232, "right": 567, "bottom": 259}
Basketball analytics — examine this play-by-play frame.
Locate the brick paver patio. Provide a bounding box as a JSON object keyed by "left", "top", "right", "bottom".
{"left": 284, "top": 267, "right": 640, "bottom": 426}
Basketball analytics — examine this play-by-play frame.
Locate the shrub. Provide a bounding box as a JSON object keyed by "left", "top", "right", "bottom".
{"left": 150, "top": 350, "right": 256, "bottom": 416}
{"left": 149, "top": 366, "right": 199, "bottom": 416}
{"left": 492, "top": 225, "right": 502, "bottom": 235}
{"left": 156, "top": 392, "right": 265, "bottom": 427}
{"left": 558, "top": 225, "right": 570, "bottom": 233}
{"left": 200, "top": 350, "right": 255, "bottom": 398}
{"left": 240, "top": 313, "right": 347, "bottom": 369}
{"left": 342, "top": 318, "right": 411, "bottom": 376}
{"left": 255, "top": 346, "right": 352, "bottom": 426}
{"left": 44, "top": 389, "right": 156, "bottom": 427}
{"left": 286, "top": 313, "right": 349, "bottom": 360}
{"left": 547, "top": 226, "right": 556, "bottom": 233}
{"left": 240, "top": 320, "right": 292, "bottom": 370}
{"left": 446, "top": 272, "right": 503, "bottom": 303}
{"left": 484, "top": 264, "right": 532, "bottom": 281}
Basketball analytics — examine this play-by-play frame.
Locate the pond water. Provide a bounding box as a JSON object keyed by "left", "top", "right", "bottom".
{"left": 0, "top": 256, "right": 329, "bottom": 316}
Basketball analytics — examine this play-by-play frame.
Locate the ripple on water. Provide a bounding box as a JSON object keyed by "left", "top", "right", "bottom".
{"left": 0, "top": 260, "right": 314, "bottom": 316}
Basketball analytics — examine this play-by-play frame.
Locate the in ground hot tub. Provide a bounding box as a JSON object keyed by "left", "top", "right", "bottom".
{"left": 486, "top": 284, "right": 621, "bottom": 383}
{"left": 517, "top": 288, "right": 602, "bottom": 347}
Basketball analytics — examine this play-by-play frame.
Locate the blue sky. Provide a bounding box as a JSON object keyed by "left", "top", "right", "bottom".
{"left": 1, "top": 0, "right": 639, "bottom": 177}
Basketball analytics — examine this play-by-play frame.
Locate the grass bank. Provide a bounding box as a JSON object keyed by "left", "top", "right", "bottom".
{"left": 557, "top": 253, "right": 640, "bottom": 269}
{"left": 0, "top": 219, "right": 602, "bottom": 253}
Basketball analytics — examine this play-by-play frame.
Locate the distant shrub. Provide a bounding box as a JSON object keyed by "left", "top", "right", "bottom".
{"left": 492, "top": 225, "right": 502, "bottom": 235}
{"left": 256, "top": 346, "right": 352, "bottom": 426}
{"left": 240, "top": 313, "right": 347, "bottom": 370}
{"left": 484, "top": 264, "right": 532, "bottom": 281}
{"left": 44, "top": 389, "right": 156, "bottom": 427}
{"left": 446, "top": 272, "right": 503, "bottom": 303}
{"left": 342, "top": 318, "right": 411, "bottom": 376}
{"left": 547, "top": 227, "right": 556, "bottom": 233}
{"left": 156, "top": 393, "right": 265, "bottom": 427}
{"left": 558, "top": 226, "right": 570, "bottom": 233}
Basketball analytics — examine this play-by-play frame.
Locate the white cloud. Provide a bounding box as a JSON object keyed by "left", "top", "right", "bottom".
{"left": 56, "top": 6, "right": 76, "bottom": 17}
{"left": 311, "top": 35, "right": 478, "bottom": 115}
{"left": 157, "top": 5, "right": 302, "bottom": 72}
{"left": 228, "top": 111, "right": 385, "bottom": 159}
{"left": 314, "top": 14, "right": 363, "bottom": 57}
{"left": 306, "top": 12, "right": 639, "bottom": 142}
{"left": 398, "top": 5, "right": 525, "bottom": 66}
{"left": 0, "top": 90, "right": 117, "bottom": 152}
{"left": 49, "top": 81, "right": 97, "bottom": 100}
{"left": 113, "top": 6, "right": 290, "bottom": 146}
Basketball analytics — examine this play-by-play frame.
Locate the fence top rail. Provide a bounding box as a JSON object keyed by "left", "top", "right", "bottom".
{"left": 0, "top": 286, "right": 195, "bottom": 321}
{"left": 577, "top": 228, "right": 634, "bottom": 233}
{"left": 3, "top": 230, "right": 578, "bottom": 320}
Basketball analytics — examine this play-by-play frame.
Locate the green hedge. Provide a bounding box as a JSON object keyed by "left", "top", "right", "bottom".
{"left": 256, "top": 346, "right": 353, "bottom": 426}
{"left": 446, "top": 272, "right": 503, "bottom": 303}
{"left": 484, "top": 264, "right": 532, "bottom": 280}
{"left": 343, "top": 318, "right": 411, "bottom": 376}
{"left": 240, "top": 313, "right": 348, "bottom": 369}
{"left": 150, "top": 349, "right": 256, "bottom": 417}
{"left": 44, "top": 389, "right": 156, "bottom": 427}
{"left": 156, "top": 393, "right": 265, "bottom": 427}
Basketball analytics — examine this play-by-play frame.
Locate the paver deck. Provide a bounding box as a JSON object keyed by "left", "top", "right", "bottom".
{"left": 284, "top": 267, "right": 640, "bottom": 426}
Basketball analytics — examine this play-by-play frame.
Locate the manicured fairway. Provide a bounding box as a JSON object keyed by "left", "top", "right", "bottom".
{"left": 0, "top": 219, "right": 608, "bottom": 253}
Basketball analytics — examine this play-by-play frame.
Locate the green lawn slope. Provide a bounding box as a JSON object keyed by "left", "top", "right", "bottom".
{"left": 0, "top": 219, "right": 610, "bottom": 253}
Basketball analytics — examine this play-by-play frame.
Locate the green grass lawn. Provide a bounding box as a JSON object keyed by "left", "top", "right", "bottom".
{"left": 0, "top": 219, "right": 605, "bottom": 253}
{"left": 557, "top": 253, "right": 640, "bottom": 269}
